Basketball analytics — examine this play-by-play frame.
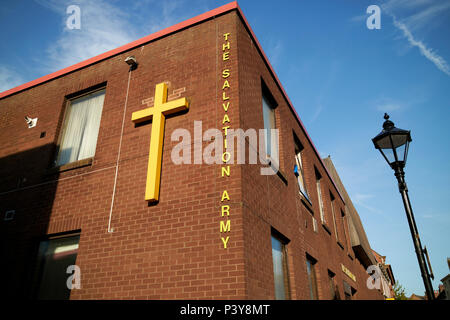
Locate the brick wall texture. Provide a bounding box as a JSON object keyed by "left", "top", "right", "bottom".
{"left": 0, "top": 9, "right": 383, "bottom": 300}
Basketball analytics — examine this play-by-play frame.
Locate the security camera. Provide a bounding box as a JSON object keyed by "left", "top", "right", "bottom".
{"left": 25, "top": 116, "right": 38, "bottom": 128}
{"left": 125, "top": 56, "right": 138, "bottom": 70}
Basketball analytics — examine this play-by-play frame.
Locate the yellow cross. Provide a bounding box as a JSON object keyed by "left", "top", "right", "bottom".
{"left": 132, "top": 82, "right": 189, "bottom": 202}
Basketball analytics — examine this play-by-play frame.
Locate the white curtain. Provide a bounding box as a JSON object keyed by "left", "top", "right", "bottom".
{"left": 57, "top": 90, "right": 105, "bottom": 166}
{"left": 316, "top": 179, "right": 325, "bottom": 223}
{"left": 262, "top": 95, "right": 276, "bottom": 157}
{"left": 295, "top": 151, "right": 308, "bottom": 197}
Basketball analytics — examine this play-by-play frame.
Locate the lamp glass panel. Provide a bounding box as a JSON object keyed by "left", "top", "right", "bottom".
{"left": 395, "top": 143, "right": 406, "bottom": 163}
{"left": 381, "top": 147, "right": 396, "bottom": 164}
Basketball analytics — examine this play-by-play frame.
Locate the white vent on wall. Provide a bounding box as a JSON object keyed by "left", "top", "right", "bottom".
{"left": 25, "top": 116, "right": 38, "bottom": 128}
{"left": 4, "top": 210, "right": 15, "bottom": 221}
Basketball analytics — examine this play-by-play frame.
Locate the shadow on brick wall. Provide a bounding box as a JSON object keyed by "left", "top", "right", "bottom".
{"left": 0, "top": 143, "right": 59, "bottom": 299}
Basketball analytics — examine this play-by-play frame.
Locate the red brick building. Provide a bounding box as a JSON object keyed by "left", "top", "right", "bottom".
{"left": 0, "top": 2, "right": 383, "bottom": 300}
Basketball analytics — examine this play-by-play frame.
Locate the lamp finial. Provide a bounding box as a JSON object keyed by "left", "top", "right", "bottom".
{"left": 382, "top": 113, "right": 394, "bottom": 131}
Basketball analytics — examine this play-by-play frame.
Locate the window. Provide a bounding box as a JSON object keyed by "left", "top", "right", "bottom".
{"left": 261, "top": 84, "right": 277, "bottom": 158}
{"left": 312, "top": 216, "right": 318, "bottom": 233}
{"left": 328, "top": 270, "right": 340, "bottom": 300}
{"left": 56, "top": 88, "right": 106, "bottom": 166}
{"left": 306, "top": 255, "right": 319, "bottom": 300}
{"left": 294, "top": 136, "right": 309, "bottom": 201}
{"left": 343, "top": 281, "right": 356, "bottom": 300}
{"left": 341, "top": 209, "right": 348, "bottom": 251}
{"left": 271, "top": 233, "right": 290, "bottom": 300}
{"left": 33, "top": 233, "right": 80, "bottom": 300}
{"left": 315, "top": 169, "right": 326, "bottom": 224}
{"left": 330, "top": 193, "right": 339, "bottom": 241}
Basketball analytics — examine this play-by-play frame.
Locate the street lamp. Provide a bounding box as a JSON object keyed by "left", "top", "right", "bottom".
{"left": 372, "top": 113, "right": 434, "bottom": 300}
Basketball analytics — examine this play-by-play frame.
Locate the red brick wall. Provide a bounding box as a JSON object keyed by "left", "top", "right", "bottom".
{"left": 0, "top": 12, "right": 246, "bottom": 300}
{"left": 0, "top": 9, "right": 382, "bottom": 300}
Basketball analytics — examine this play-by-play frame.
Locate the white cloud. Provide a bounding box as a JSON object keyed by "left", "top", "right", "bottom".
{"left": 308, "top": 60, "right": 339, "bottom": 123}
{"left": 310, "top": 102, "right": 323, "bottom": 123}
{"left": 36, "top": 0, "right": 136, "bottom": 73}
{"left": 382, "top": 0, "right": 434, "bottom": 12}
{"left": 353, "top": 193, "right": 375, "bottom": 202}
{"left": 402, "top": 2, "right": 450, "bottom": 32}
{"left": 352, "top": 193, "right": 384, "bottom": 215}
{"left": 349, "top": 14, "right": 366, "bottom": 23}
{"left": 392, "top": 18, "right": 450, "bottom": 76}
{"left": 1, "top": 0, "right": 208, "bottom": 93}
{"left": 382, "top": 0, "right": 450, "bottom": 76}
{"left": 0, "top": 66, "right": 25, "bottom": 92}
{"left": 34, "top": 0, "right": 203, "bottom": 74}
{"left": 266, "top": 39, "right": 284, "bottom": 69}
{"left": 374, "top": 97, "right": 404, "bottom": 112}
{"left": 369, "top": 94, "right": 428, "bottom": 113}
{"left": 376, "top": 103, "right": 402, "bottom": 112}
{"left": 146, "top": 0, "right": 188, "bottom": 33}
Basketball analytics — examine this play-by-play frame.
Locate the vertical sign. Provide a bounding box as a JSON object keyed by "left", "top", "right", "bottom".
{"left": 220, "top": 32, "right": 232, "bottom": 249}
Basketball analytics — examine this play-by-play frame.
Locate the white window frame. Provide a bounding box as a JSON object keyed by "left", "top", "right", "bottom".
{"left": 316, "top": 176, "right": 326, "bottom": 224}
{"left": 330, "top": 196, "right": 339, "bottom": 241}
{"left": 262, "top": 93, "right": 277, "bottom": 159}
{"left": 56, "top": 88, "right": 106, "bottom": 166}
{"left": 294, "top": 145, "right": 310, "bottom": 202}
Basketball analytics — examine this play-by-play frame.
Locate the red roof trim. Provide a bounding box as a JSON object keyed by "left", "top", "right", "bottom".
{"left": 0, "top": 1, "right": 344, "bottom": 203}
{"left": 0, "top": 1, "right": 238, "bottom": 99}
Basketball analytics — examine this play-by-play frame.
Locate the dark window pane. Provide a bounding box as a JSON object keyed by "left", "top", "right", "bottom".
{"left": 328, "top": 271, "right": 340, "bottom": 300}
{"left": 34, "top": 235, "right": 80, "bottom": 300}
{"left": 343, "top": 281, "right": 353, "bottom": 300}
{"left": 306, "top": 257, "right": 318, "bottom": 300}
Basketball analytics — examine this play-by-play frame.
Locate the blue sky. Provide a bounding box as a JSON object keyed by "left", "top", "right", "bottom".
{"left": 1, "top": 0, "right": 449, "bottom": 297}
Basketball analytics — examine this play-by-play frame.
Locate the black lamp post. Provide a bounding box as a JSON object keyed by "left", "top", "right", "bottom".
{"left": 372, "top": 113, "right": 434, "bottom": 300}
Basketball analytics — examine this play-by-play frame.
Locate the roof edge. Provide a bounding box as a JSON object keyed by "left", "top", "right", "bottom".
{"left": 0, "top": 1, "right": 238, "bottom": 100}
